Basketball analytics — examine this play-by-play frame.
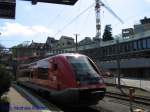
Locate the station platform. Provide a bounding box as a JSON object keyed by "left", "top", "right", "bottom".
{"left": 7, "top": 87, "right": 51, "bottom": 112}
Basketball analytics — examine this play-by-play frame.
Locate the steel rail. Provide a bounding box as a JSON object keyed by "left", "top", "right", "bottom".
{"left": 106, "top": 92, "right": 150, "bottom": 106}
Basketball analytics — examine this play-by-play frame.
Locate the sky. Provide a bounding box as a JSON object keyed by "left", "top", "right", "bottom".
{"left": 0, "top": 0, "right": 150, "bottom": 47}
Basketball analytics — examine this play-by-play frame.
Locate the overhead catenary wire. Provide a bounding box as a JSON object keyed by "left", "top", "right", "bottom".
{"left": 48, "top": 7, "right": 66, "bottom": 27}
{"left": 74, "top": 0, "right": 83, "bottom": 25}
{"left": 54, "top": 2, "right": 95, "bottom": 37}
{"left": 80, "top": 7, "right": 93, "bottom": 36}
{"left": 0, "top": 40, "right": 28, "bottom": 42}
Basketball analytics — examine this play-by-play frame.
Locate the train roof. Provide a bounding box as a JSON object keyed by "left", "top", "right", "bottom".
{"left": 55, "top": 53, "right": 85, "bottom": 57}
{"left": 22, "top": 53, "right": 86, "bottom": 69}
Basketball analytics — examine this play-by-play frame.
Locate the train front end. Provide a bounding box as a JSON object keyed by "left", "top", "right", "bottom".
{"left": 57, "top": 54, "right": 106, "bottom": 106}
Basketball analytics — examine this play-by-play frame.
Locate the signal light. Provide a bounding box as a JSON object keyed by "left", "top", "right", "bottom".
{"left": 77, "top": 81, "right": 80, "bottom": 85}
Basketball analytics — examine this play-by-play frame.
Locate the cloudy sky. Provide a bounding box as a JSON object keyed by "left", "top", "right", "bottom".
{"left": 0, "top": 0, "right": 150, "bottom": 47}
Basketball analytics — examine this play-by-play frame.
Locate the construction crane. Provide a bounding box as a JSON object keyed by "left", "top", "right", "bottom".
{"left": 95, "top": 0, "right": 123, "bottom": 40}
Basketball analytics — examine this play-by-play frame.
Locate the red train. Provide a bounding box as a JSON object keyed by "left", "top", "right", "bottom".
{"left": 17, "top": 53, "right": 106, "bottom": 106}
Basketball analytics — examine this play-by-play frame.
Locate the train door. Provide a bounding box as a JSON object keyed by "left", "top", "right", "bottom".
{"left": 32, "top": 68, "right": 39, "bottom": 84}
{"left": 49, "top": 58, "right": 59, "bottom": 90}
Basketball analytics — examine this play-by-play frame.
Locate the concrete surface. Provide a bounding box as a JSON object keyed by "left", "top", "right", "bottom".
{"left": 8, "top": 87, "right": 51, "bottom": 112}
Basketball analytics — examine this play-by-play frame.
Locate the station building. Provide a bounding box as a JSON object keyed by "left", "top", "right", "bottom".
{"left": 59, "top": 17, "right": 150, "bottom": 79}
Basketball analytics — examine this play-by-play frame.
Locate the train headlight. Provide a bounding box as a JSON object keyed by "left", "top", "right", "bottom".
{"left": 99, "top": 78, "right": 104, "bottom": 84}
{"left": 77, "top": 81, "right": 80, "bottom": 85}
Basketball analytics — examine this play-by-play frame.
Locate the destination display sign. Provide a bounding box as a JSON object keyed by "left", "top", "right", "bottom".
{"left": 0, "top": 0, "right": 16, "bottom": 19}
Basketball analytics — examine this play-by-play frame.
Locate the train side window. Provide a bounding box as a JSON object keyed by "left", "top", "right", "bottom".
{"left": 49, "top": 60, "right": 58, "bottom": 71}
{"left": 22, "top": 71, "right": 30, "bottom": 77}
{"left": 87, "top": 58, "right": 99, "bottom": 74}
{"left": 38, "top": 68, "right": 49, "bottom": 79}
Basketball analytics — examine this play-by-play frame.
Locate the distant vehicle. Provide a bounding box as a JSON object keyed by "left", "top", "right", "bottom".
{"left": 17, "top": 53, "right": 106, "bottom": 106}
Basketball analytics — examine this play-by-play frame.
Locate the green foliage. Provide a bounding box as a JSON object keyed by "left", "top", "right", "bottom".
{"left": 11, "top": 46, "right": 17, "bottom": 58}
{"left": 0, "top": 65, "right": 12, "bottom": 98}
{"left": 102, "top": 25, "right": 114, "bottom": 41}
{"left": 11, "top": 44, "right": 24, "bottom": 58}
{"left": 11, "top": 43, "right": 31, "bottom": 58}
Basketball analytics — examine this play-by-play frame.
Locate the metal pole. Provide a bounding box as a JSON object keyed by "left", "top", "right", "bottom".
{"left": 116, "top": 39, "right": 121, "bottom": 88}
{"left": 74, "top": 34, "right": 79, "bottom": 53}
{"left": 129, "top": 88, "right": 135, "bottom": 112}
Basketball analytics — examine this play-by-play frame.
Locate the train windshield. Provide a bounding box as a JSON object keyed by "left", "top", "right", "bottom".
{"left": 67, "top": 56, "right": 102, "bottom": 84}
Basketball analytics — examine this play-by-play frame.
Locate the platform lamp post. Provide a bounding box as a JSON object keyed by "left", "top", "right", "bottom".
{"left": 116, "top": 39, "right": 121, "bottom": 88}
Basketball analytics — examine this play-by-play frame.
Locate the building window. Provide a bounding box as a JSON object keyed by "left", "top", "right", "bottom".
{"left": 113, "top": 45, "right": 116, "bottom": 54}
{"left": 67, "top": 41, "right": 72, "bottom": 45}
{"left": 147, "top": 38, "right": 150, "bottom": 48}
{"left": 124, "top": 43, "right": 128, "bottom": 52}
{"left": 129, "top": 42, "right": 133, "bottom": 51}
{"left": 121, "top": 44, "right": 125, "bottom": 53}
{"left": 102, "top": 48, "right": 106, "bottom": 56}
{"left": 133, "top": 41, "right": 138, "bottom": 50}
{"left": 127, "top": 42, "right": 131, "bottom": 51}
{"left": 137, "top": 40, "right": 142, "bottom": 50}
{"left": 130, "top": 41, "right": 134, "bottom": 51}
{"left": 111, "top": 45, "right": 114, "bottom": 54}
{"left": 109, "top": 46, "right": 112, "bottom": 55}
{"left": 119, "top": 44, "right": 122, "bottom": 53}
{"left": 142, "top": 39, "right": 147, "bottom": 49}
{"left": 21, "top": 71, "right": 30, "bottom": 78}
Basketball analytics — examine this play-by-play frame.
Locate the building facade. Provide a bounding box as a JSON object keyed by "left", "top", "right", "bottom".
{"left": 56, "top": 36, "right": 75, "bottom": 48}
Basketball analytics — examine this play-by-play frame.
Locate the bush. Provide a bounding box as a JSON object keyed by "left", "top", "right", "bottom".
{"left": 0, "top": 65, "right": 12, "bottom": 98}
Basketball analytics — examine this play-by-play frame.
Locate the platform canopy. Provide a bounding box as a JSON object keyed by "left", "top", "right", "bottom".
{"left": 23, "top": 0, "right": 78, "bottom": 5}
{"left": 0, "top": 0, "right": 78, "bottom": 19}
{"left": 0, "top": 0, "right": 16, "bottom": 19}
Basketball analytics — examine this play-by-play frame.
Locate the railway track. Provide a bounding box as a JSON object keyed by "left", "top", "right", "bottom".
{"left": 106, "top": 92, "right": 150, "bottom": 106}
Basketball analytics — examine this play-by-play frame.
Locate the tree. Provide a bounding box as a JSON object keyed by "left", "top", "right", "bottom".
{"left": 11, "top": 43, "right": 29, "bottom": 58}
{"left": 0, "top": 44, "right": 5, "bottom": 54}
{"left": 11, "top": 46, "right": 18, "bottom": 58}
{"left": 102, "top": 25, "right": 114, "bottom": 41}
